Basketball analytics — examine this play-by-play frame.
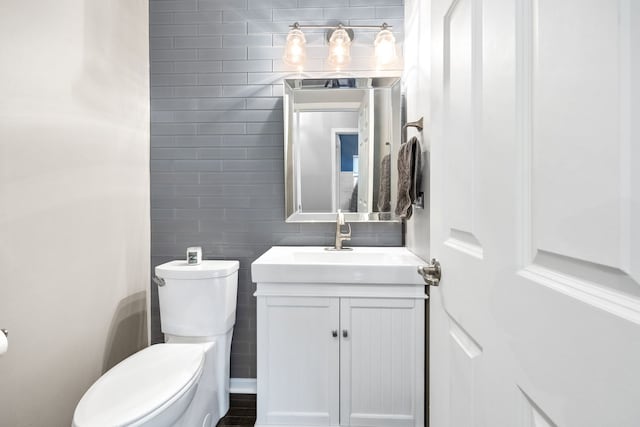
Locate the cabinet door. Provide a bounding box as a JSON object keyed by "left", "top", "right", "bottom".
{"left": 257, "top": 296, "right": 340, "bottom": 426}
{"left": 340, "top": 298, "right": 424, "bottom": 427}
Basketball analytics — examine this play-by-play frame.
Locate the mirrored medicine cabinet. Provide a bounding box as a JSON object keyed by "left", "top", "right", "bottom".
{"left": 283, "top": 76, "right": 402, "bottom": 223}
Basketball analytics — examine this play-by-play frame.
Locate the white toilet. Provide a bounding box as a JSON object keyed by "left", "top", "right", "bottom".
{"left": 73, "top": 260, "right": 239, "bottom": 427}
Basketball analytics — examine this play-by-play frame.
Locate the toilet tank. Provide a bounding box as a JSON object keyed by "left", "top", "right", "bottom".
{"left": 155, "top": 260, "right": 239, "bottom": 337}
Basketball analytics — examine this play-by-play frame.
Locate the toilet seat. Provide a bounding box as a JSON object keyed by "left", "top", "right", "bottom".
{"left": 73, "top": 344, "right": 205, "bottom": 427}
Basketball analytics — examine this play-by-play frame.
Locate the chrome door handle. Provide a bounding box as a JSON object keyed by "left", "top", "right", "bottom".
{"left": 342, "top": 329, "right": 348, "bottom": 338}
{"left": 418, "top": 259, "right": 442, "bottom": 286}
{"left": 332, "top": 330, "right": 338, "bottom": 338}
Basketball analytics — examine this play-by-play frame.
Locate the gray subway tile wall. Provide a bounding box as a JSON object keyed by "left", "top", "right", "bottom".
{"left": 150, "top": 0, "right": 405, "bottom": 379}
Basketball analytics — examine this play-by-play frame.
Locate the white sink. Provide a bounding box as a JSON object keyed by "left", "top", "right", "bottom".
{"left": 251, "top": 246, "right": 425, "bottom": 285}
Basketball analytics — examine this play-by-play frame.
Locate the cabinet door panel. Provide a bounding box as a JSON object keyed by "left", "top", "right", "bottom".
{"left": 257, "top": 296, "right": 340, "bottom": 426}
{"left": 340, "top": 298, "right": 424, "bottom": 427}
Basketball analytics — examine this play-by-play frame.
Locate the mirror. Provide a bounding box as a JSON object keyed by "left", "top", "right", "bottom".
{"left": 284, "top": 77, "right": 402, "bottom": 222}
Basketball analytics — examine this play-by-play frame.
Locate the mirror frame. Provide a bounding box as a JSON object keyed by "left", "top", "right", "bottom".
{"left": 283, "top": 76, "right": 402, "bottom": 223}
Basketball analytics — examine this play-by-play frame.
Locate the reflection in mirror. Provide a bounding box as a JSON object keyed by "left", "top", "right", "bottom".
{"left": 284, "top": 77, "right": 401, "bottom": 222}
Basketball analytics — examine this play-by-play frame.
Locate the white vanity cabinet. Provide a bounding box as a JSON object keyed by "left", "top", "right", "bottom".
{"left": 255, "top": 288, "right": 425, "bottom": 427}
{"left": 339, "top": 297, "right": 421, "bottom": 427}
{"left": 257, "top": 296, "right": 341, "bottom": 426}
{"left": 252, "top": 246, "right": 427, "bottom": 427}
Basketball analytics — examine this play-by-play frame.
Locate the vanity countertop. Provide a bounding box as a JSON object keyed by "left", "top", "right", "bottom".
{"left": 251, "top": 246, "right": 426, "bottom": 285}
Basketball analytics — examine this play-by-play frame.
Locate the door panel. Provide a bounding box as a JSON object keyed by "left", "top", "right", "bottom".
{"left": 448, "top": 320, "right": 482, "bottom": 427}
{"left": 528, "top": 0, "right": 633, "bottom": 270}
{"left": 443, "top": 0, "right": 483, "bottom": 257}
{"left": 518, "top": 388, "right": 556, "bottom": 427}
{"left": 513, "top": 2, "right": 640, "bottom": 425}
{"left": 428, "top": 0, "right": 640, "bottom": 425}
{"left": 518, "top": 0, "right": 640, "bottom": 304}
{"left": 257, "top": 296, "right": 340, "bottom": 426}
{"left": 340, "top": 298, "right": 424, "bottom": 427}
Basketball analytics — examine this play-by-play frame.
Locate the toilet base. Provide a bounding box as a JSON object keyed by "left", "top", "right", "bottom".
{"left": 166, "top": 327, "right": 234, "bottom": 421}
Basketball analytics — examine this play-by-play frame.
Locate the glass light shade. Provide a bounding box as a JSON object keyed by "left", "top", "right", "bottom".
{"left": 327, "top": 28, "right": 352, "bottom": 67}
{"left": 283, "top": 28, "right": 306, "bottom": 66}
{"left": 374, "top": 29, "right": 397, "bottom": 66}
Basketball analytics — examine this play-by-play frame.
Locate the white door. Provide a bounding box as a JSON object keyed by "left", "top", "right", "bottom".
{"left": 340, "top": 298, "right": 424, "bottom": 427}
{"left": 429, "top": 0, "right": 640, "bottom": 426}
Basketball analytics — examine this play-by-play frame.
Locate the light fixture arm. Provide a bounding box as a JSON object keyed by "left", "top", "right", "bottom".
{"left": 289, "top": 22, "right": 393, "bottom": 43}
{"left": 289, "top": 22, "right": 393, "bottom": 31}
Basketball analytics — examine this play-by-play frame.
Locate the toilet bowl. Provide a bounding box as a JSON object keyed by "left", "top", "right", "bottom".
{"left": 73, "top": 344, "right": 208, "bottom": 427}
{"left": 73, "top": 260, "right": 239, "bottom": 427}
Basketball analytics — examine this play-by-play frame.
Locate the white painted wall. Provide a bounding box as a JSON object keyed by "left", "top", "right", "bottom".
{"left": 0, "top": 1, "right": 150, "bottom": 426}
{"left": 403, "top": 0, "right": 432, "bottom": 260}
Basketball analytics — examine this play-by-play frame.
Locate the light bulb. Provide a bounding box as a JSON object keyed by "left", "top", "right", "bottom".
{"left": 374, "top": 28, "right": 397, "bottom": 66}
{"left": 328, "top": 28, "right": 352, "bottom": 67}
{"left": 283, "top": 28, "right": 306, "bottom": 66}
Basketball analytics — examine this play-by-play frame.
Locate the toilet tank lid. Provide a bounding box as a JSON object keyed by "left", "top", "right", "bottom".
{"left": 73, "top": 344, "right": 205, "bottom": 427}
{"left": 155, "top": 260, "right": 240, "bottom": 279}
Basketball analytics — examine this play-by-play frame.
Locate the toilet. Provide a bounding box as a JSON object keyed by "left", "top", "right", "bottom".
{"left": 73, "top": 260, "right": 239, "bottom": 427}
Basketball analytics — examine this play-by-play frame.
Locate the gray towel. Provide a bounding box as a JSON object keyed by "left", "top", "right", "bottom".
{"left": 377, "top": 153, "right": 391, "bottom": 212}
{"left": 395, "top": 136, "right": 422, "bottom": 218}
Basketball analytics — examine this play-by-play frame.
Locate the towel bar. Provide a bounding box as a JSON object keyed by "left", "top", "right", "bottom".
{"left": 402, "top": 117, "right": 424, "bottom": 142}
{"left": 402, "top": 121, "right": 425, "bottom": 210}
{"left": 403, "top": 117, "right": 424, "bottom": 132}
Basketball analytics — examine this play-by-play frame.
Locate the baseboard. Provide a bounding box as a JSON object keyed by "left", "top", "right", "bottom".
{"left": 230, "top": 377, "right": 257, "bottom": 394}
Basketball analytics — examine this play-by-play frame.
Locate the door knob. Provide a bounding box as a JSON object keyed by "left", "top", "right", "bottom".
{"left": 342, "top": 329, "right": 348, "bottom": 338}
{"left": 332, "top": 330, "right": 338, "bottom": 338}
{"left": 418, "top": 259, "right": 441, "bottom": 286}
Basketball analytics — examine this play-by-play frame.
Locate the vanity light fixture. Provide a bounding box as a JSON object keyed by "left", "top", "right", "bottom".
{"left": 284, "top": 22, "right": 397, "bottom": 70}
{"left": 283, "top": 23, "right": 307, "bottom": 67}
{"left": 327, "top": 25, "right": 353, "bottom": 68}
{"left": 374, "top": 24, "right": 397, "bottom": 66}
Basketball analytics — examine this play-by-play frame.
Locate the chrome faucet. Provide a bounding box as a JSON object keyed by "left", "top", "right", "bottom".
{"left": 330, "top": 209, "right": 352, "bottom": 251}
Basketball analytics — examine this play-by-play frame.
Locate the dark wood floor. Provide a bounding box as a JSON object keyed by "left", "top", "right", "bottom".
{"left": 216, "top": 394, "right": 256, "bottom": 427}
